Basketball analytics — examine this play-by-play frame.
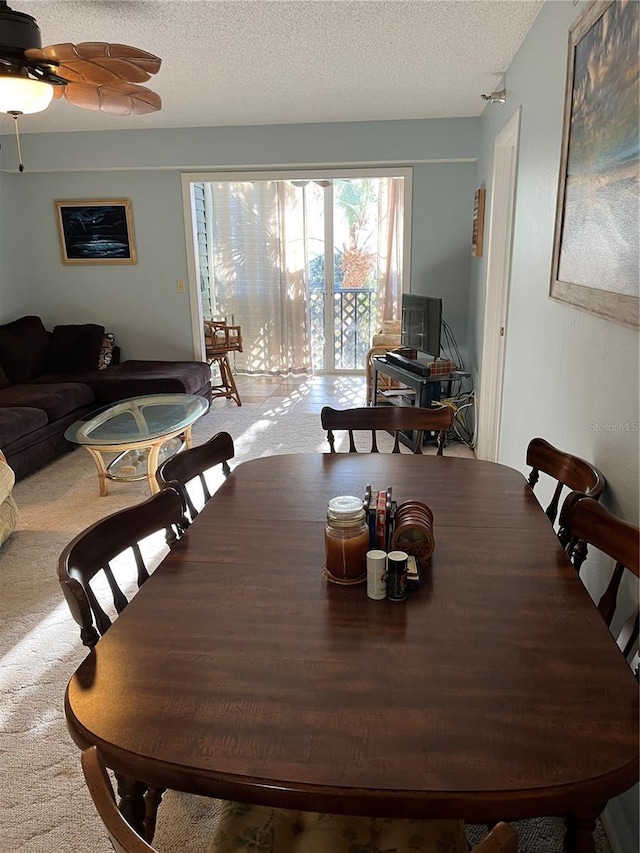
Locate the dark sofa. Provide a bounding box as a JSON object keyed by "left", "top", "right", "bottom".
{"left": 0, "top": 315, "right": 211, "bottom": 480}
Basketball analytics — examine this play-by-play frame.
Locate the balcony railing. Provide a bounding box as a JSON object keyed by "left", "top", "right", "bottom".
{"left": 309, "top": 288, "right": 378, "bottom": 371}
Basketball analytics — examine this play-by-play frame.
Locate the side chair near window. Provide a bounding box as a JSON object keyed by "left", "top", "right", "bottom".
{"left": 559, "top": 492, "right": 639, "bottom": 673}
{"left": 156, "top": 430, "right": 235, "bottom": 522}
{"left": 58, "top": 485, "right": 188, "bottom": 843}
{"left": 321, "top": 404, "right": 454, "bottom": 455}
{"left": 81, "top": 745, "right": 519, "bottom": 853}
{"left": 203, "top": 319, "right": 243, "bottom": 407}
{"left": 526, "top": 437, "right": 605, "bottom": 567}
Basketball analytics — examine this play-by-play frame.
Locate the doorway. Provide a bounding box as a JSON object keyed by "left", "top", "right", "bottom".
{"left": 475, "top": 109, "right": 521, "bottom": 461}
{"left": 182, "top": 168, "right": 411, "bottom": 375}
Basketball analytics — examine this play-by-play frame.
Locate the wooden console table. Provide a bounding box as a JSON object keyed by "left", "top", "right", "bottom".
{"left": 371, "top": 356, "right": 453, "bottom": 450}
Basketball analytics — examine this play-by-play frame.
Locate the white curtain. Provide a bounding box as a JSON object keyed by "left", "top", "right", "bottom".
{"left": 206, "top": 181, "right": 312, "bottom": 375}
{"left": 377, "top": 177, "right": 404, "bottom": 323}
{"left": 201, "top": 175, "right": 404, "bottom": 373}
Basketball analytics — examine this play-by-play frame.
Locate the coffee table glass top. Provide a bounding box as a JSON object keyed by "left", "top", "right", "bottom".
{"left": 65, "top": 394, "right": 209, "bottom": 446}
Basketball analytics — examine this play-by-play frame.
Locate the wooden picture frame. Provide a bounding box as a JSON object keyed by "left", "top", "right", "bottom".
{"left": 549, "top": 0, "right": 639, "bottom": 328}
{"left": 55, "top": 199, "right": 137, "bottom": 265}
{"left": 472, "top": 188, "right": 485, "bottom": 258}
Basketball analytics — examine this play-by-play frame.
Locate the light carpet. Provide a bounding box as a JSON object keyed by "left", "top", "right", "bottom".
{"left": 1, "top": 405, "right": 612, "bottom": 852}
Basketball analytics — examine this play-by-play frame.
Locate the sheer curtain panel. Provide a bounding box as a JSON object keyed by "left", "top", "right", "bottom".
{"left": 206, "top": 181, "right": 312, "bottom": 375}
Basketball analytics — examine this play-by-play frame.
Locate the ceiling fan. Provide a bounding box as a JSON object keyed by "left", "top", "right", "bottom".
{"left": 0, "top": 0, "right": 162, "bottom": 170}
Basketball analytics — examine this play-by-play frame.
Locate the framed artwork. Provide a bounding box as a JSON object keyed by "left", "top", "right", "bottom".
{"left": 55, "top": 199, "right": 137, "bottom": 265}
{"left": 550, "top": 0, "right": 639, "bottom": 328}
{"left": 472, "top": 188, "right": 485, "bottom": 258}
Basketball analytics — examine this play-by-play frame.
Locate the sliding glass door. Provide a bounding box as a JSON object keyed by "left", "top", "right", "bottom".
{"left": 187, "top": 168, "right": 410, "bottom": 374}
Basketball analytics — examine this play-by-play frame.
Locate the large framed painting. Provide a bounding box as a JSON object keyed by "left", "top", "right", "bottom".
{"left": 55, "top": 199, "right": 137, "bottom": 265}
{"left": 550, "top": 0, "right": 639, "bottom": 328}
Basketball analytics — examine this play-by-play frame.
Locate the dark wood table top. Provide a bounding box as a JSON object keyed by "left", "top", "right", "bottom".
{"left": 65, "top": 454, "right": 638, "bottom": 825}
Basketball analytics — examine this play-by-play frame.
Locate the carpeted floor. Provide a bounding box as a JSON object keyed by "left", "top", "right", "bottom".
{"left": 0, "top": 387, "right": 613, "bottom": 852}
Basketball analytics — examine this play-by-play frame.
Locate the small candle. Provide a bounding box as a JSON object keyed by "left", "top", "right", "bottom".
{"left": 366, "top": 550, "right": 387, "bottom": 600}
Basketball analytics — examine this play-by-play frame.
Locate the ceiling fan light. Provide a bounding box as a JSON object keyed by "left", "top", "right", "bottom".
{"left": 0, "top": 75, "right": 54, "bottom": 114}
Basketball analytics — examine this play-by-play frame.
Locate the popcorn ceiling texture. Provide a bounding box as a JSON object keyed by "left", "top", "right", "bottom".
{"left": 14, "top": 0, "right": 543, "bottom": 134}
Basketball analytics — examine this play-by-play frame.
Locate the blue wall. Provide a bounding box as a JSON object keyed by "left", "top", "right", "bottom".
{"left": 473, "top": 4, "right": 638, "bottom": 847}
{"left": 0, "top": 118, "right": 478, "bottom": 361}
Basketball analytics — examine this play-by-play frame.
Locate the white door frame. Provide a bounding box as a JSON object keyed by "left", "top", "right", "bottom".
{"left": 476, "top": 109, "right": 521, "bottom": 462}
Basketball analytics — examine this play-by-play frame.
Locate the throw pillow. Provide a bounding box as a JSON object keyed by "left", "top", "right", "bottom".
{"left": 0, "top": 364, "right": 10, "bottom": 390}
{"left": 47, "top": 323, "right": 106, "bottom": 374}
{"left": 97, "top": 333, "right": 115, "bottom": 369}
{"left": 0, "top": 315, "right": 50, "bottom": 383}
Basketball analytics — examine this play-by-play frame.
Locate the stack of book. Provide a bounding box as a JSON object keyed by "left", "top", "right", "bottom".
{"left": 363, "top": 485, "right": 396, "bottom": 551}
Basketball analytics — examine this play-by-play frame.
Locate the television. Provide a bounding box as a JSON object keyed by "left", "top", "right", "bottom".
{"left": 401, "top": 293, "right": 442, "bottom": 358}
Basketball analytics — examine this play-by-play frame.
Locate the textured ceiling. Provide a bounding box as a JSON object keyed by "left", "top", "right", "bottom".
{"left": 6, "top": 0, "right": 544, "bottom": 134}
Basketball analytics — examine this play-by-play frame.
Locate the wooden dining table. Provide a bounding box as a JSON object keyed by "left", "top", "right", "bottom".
{"left": 64, "top": 453, "right": 639, "bottom": 853}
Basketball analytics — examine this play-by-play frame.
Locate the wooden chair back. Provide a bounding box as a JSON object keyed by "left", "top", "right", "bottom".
{"left": 526, "top": 437, "right": 605, "bottom": 568}
{"left": 156, "top": 431, "right": 234, "bottom": 521}
{"left": 559, "top": 493, "right": 639, "bottom": 670}
{"left": 58, "top": 485, "right": 188, "bottom": 650}
{"left": 203, "top": 320, "right": 243, "bottom": 405}
{"left": 204, "top": 319, "right": 243, "bottom": 358}
{"left": 321, "top": 405, "right": 453, "bottom": 455}
{"left": 366, "top": 345, "right": 398, "bottom": 404}
{"left": 526, "top": 437, "right": 605, "bottom": 524}
{"left": 81, "top": 747, "right": 157, "bottom": 853}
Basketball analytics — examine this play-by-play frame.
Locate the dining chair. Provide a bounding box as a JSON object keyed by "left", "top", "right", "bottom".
{"left": 526, "top": 437, "right": 605, "bottom": 567}
{"left": 60, "top": 485, "right": 188, "bottom": 843}
{"left": 58, "top": 483, "right": 188, "bottom": 650}
{"left": 82, "top": 747, "right": 157, "bottom": 853}
{"left": 82, "top": 747, "right": 518, "bottom": 853}
{"left": 204, "top": 319, "right": 243, "bottom": 406}
{"left": 321, "top": 404, "right": 454, "bottom": 455}
{"left": 559, "top": 492, "right": 639, "bottom": 672}
{"left": 156, "top": 431, "right": 234, "bottom": 522}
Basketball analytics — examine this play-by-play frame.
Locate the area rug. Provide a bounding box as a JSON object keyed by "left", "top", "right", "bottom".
{"left": 0, "top": 405, "right": 612, "bottom": 852}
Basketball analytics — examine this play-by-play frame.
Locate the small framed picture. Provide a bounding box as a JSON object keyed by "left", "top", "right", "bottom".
{"left": 55, "top": 199, "right": 137, "bottom": 265}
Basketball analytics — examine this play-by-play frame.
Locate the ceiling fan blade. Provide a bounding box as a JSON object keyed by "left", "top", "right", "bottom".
{"left": 62, "top": 81, "right": 161, "bottom": 115}
{"left": 76, "top": 43, "right": 161, "bottom": 75}
{"left": 25, "top": 42, "right": 161, "bottom": 85}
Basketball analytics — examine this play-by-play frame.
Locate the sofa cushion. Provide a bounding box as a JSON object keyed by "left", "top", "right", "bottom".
{"left": 3, "top": 405, "right": 95, "bottom": 481}
{"left": 0, "top": 456, "right": 16, "bottom": 501}
{"left": 0, "top": 364, "right": 10, "bottom": 390}
{"left": 0, "top": 382, "right": 95, "bottom": 422}
{"left": 210, "top": 804, "right": 468, "bottom": 853}
{"left": 0, "top": 493, "right": 18, "bottom": 547}
{"left": 47, "top": 323, "right": 106, "bottom": 373}
{"left": 0, "top": 458, "right": 18, "bottom": 546}
{"left": 35, "top": 360, "right": 211, "bottom": 403}
{"left": 0, "top": 315, "right": 50, "bottom": 383}
{"left": 0, "top": 407, "right": 48, "bottom": 447}
{"left": 108, "top": 360, "right": 211, "bottom": 396}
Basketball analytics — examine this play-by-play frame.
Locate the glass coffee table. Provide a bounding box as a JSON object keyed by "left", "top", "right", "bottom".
{"left": 65, "top": 394, "right": 209, "bottom": 496}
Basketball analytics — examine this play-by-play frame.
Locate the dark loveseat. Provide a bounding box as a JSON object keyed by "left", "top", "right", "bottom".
{"left": 0, "top": 315, "right": 211, "bottom": 480}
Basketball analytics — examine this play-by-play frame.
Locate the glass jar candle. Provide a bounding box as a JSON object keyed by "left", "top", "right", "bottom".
{"left": 324, "top": 495, "right": 369, "bottom": 585}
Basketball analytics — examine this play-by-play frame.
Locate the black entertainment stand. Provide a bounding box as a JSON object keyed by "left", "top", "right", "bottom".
{"left": 371, "top": 355, "right": 453, "bottom": 451}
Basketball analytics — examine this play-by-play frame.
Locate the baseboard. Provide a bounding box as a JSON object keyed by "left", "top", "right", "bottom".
{"left": 602, "top": 791, "right": 639, "bottom": 853}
